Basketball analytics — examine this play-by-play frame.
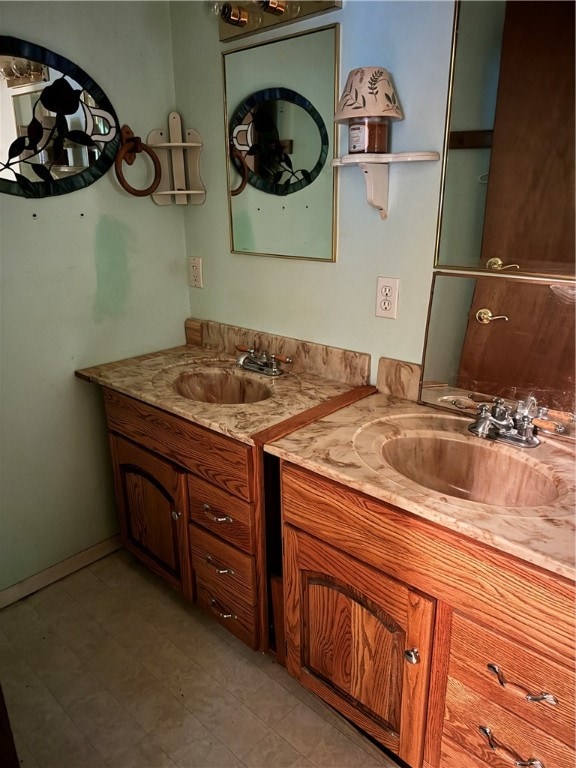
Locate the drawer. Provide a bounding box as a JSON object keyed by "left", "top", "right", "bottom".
{"left": 195, "top": 579, "right": 258, "bottom": 649}
{"left": 191, "top": 525, "right": 256, "bottom": 607}
{"left": 449, "top": 612, "right": 574, "bottom": 746}
{"left": 103, "top": 388, "right": 253, "bottom": 501}
{"left": 188, "top": 474, "right": 255, "bottom": 553}
{"left": 443, "top": 675, "right": 573, "bottom": 768}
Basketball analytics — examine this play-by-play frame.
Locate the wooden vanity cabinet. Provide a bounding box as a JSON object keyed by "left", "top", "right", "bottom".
{"left": 103, "top": 387, "right": 258, "bottom": 644}
{"left": 280, "top": 462, "right": 575, "bottom": 768}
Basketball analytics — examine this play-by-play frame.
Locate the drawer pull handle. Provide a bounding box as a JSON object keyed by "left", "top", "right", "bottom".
{"left": 403, "top": 648, "right": 420, "bottom": 664}
{"left": 171, "top": 509, "right": 182, "bottom": 521}
{"left": 202, "top": 503, "right": 232, "bottom": 524}
{"left": 487, "top": 663, "right": 558, "bottom": 706}
{"left": 210, "top": 597, "right": 237, "bottom": 621}
{"left": 205, "top": 555, "right": 235, "bottom": 576}
{"left": 479, "top": 726, "right": 544, "bottom": 768}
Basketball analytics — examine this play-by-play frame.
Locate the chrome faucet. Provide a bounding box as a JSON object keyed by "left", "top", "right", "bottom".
{"left": 468, "top": 397, "right": 540, "bottom": 448}
{"left": 235, "top": 345, "right": 292, "bottom": 377}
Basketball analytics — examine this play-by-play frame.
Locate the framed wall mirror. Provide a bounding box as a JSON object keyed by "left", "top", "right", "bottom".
{"left": 0, "top": 36, "right": 120, "bottom": 198}
{"left": 223, "top": 25, "right": 338, "bottom": 260}
{"left": 435, "top": 1, "right": 574, "bottom": 278}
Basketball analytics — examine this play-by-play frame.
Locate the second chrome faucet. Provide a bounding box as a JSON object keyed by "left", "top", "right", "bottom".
{"left": 468, "top": 397, "right": 540, "bottom": 448}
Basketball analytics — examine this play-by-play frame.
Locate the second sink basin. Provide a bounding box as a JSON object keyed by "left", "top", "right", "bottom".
{"left": 381, "top": 432, "right": 557, "bottom": 507}
{"left": 175, "top": 369, "right": 272, "bottom": 405}
{"left": 354, "top": 413, "right": 570, "bottom": 512}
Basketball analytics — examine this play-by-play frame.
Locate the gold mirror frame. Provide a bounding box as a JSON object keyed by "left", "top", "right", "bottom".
{"left": 223, "top": 24, "right": 339, "bottom": 261}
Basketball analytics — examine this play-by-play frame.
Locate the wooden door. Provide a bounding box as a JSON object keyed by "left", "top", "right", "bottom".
{"left": 456, "top": 277, "right": 575, "bottom": 411}
{"left": 480, "top": 1, "right": 575, "bottom": 275}
{"left": 284, "top": 524, "right": 435, "bottom": 768}
{"left": 110, "top": 435, "right": 191, "bottom": 597}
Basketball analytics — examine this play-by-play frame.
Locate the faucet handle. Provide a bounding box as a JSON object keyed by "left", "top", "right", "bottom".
{"left": 271, "top": 353, "right": 293, "bottom": 364}
{"left": 235, "top": 344, "right": 256, "bottom": 356}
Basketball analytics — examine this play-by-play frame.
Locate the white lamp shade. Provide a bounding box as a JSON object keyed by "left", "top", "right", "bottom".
{"left": 335, "top": 67, "right": 403, "bottom": 123}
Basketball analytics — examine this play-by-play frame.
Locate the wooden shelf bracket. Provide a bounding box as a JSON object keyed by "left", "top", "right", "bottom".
{"left": 332, "top": 152, "right": 439, "bottom": 219}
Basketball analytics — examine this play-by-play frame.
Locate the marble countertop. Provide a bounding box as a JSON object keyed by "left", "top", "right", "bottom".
{"left": 265, "top": 393, "right": 576, "bottom": 580}
{"left": 76, "top": 345, "right": 359, "bottom": 444}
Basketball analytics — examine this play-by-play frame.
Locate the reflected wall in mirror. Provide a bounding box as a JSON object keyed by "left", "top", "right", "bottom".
{"left": 223, "top": 25, "right": 338, "bottom": 260}
{"left": 421, "top": 273, "right": 575, "bottom": 413}
{"left": 0, "top": 36, "right": 120, "bottom": 198}
{"left": 436, "top": 1, "right": 574, "bottom": 277}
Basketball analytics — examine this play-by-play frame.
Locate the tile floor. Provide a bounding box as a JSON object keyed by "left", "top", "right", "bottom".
{"left": 0, "top": 550, "right": 398, "bottom": 768}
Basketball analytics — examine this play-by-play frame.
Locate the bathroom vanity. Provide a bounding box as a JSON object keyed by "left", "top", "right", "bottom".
{"left": 76, "top": 319, "right": 373, "bottom": 651}
{"left": 266, "top": 392, "right": 575, "bottom": 768}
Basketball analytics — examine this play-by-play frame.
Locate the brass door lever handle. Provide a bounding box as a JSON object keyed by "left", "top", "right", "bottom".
{"left": 475, "top": 308, "right": 509, "bottom": 324}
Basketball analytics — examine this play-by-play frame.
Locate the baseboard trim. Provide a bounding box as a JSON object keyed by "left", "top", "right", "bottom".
{"left": 0, "top": 536, "right": 121, "bottom": 609}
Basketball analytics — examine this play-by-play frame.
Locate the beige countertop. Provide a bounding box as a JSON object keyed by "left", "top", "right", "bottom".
{"left": 76, "top": 345, "right": 362, "bottom": 444}
{"left": 265, "top": 393, "right": 576, "bottom": 580}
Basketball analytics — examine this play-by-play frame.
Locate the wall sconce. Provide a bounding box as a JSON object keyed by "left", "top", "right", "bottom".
{"left": 334, "top": 67, "right": 403, "bottom": 154}
{"left": 0, "top": 56, "right": 48, "bottom": 88}
{"left": 212, "top": 0, "right": 341, "bottom": 42}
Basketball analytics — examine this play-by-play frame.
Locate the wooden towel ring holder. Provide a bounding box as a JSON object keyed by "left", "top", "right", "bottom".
{"left": 230, "top": 141, "right": 249, "bottom": 197}
{"left": 115, "top": 125, "right": 162, "bottom": 197}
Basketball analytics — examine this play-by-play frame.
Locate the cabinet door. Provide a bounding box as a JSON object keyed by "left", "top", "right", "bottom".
{"left": 284, "top": 525, "right": 435, "bottom": 768}
{"left": 110, "top": 436, "right": 191, "bottom": 597}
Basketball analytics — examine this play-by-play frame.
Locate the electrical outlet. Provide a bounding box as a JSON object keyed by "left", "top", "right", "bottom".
{"left": 375, "top": 277, "right": 399, "bottom": 319}
{"left": 188, "top": 257, "right": 203, "bottom": 288}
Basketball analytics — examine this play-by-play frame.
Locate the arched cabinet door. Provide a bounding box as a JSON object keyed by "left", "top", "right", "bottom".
{"left": 284, "top": 524, "right": 435, "bottom": 768}
{"left": 109, "top": 435, "right": 192, "bottom": 599}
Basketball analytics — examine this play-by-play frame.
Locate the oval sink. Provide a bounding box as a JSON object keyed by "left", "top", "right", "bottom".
{"left": 174, "top": 370, "right": 272, "bottom": 405}
{"left": 381, "top": 434, "right": 559, "bottom": 507}
{"left": 353, "top": 413, "right": 570, "bottom": 511}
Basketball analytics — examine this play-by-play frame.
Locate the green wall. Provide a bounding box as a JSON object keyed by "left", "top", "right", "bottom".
{"left": 0, "top": 2, "right": 190, "bottom": 591}
{"left": 0, "top": 1, "right": 454, "bottom": 593}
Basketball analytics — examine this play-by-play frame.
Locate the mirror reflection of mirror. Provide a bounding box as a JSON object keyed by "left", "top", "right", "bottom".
{"left": 223, "top": 25, "right": 338, "bottom": 260}
{"left": 421, "top": 273, "right": 575, "bottom": 415}
{"left": 436, "top": 1, "right": 574, "bottom": 277}
{"left": 0, "top": 36, "right": 120, "bottom": 198}
{"left": 230, "top": 87, "right": 328, "bottom": 195}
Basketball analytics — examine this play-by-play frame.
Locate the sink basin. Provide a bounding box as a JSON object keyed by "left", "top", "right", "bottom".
{"left": 354, "top": 413, "right": 568, "bottom": 511}
{"left": 381, "top": 433, "right": 558, "bottom": 506}
{"left": 174, "top": 369, "right": 272, "bottom": 404}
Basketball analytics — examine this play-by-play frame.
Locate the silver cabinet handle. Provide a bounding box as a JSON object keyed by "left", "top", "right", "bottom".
{"left": 475, "top": 308, "right": 509, "bottom": 324}
{"left": 171, "top": 509, "right": 182, "bottom": 521}
{"left": 403, "top": 648, "right": 420, "bottom": 664}
{"left": 486, "top": 257, "right": 520, "bottom": 271}
{"left": 205, "top": 554, "right": 235, "bottom": 576}
{"left": 202, "top": 502, "right": 232, "bottom": 524}
{"left": 479, "top": 726, "right": 544, "bottom": 768}
{"left": 209, "top": 598, "right": 237, "bottom": 620}
{"left": 487, "top": 664, "right": 558, "bottom": 706}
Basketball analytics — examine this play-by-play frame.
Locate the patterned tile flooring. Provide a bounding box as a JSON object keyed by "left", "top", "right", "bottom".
{"left": 0, "top": 551, "right": 397, "bottom": 768}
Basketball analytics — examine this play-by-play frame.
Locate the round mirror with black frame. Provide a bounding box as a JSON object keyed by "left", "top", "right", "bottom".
{"left": 0, "top": 36, "right": 120, "bottom": 198}
{"left": 229, "top": 87, "right": 329, "bottom": 196}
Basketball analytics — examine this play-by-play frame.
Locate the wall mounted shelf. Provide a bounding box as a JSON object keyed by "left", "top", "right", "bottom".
{"left": 332, "top": 152, "right": 439, "bottom": 219}
{"left": 147, "top": 112, "right": 206, "bottom": 206}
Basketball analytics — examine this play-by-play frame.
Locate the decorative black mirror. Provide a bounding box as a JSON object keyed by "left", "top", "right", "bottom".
{"left": 229, "top": 87, "right": 329, "bottom": 196}
{"left": 0, "top": 36, "right": 120, "bottom": 198}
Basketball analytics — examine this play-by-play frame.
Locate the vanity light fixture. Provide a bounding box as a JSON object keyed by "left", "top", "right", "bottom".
{"left": 334, "top": 67, "right": 403, "bottom": 155}
{"left": 332, "top": 66, "right": 439, "bottom": 220}
{"left": 0, "top": 55, "right": 47, "bottom": 88}
{"left": 212, "top": 0, "right": 341, "bottom": 42}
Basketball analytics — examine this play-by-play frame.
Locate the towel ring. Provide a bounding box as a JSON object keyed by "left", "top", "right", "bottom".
{"left": 229, "top": 141, "right": 249, "bottom": 197}
{"left": 115, "top": 125, "right": 162, "bottom": 197}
